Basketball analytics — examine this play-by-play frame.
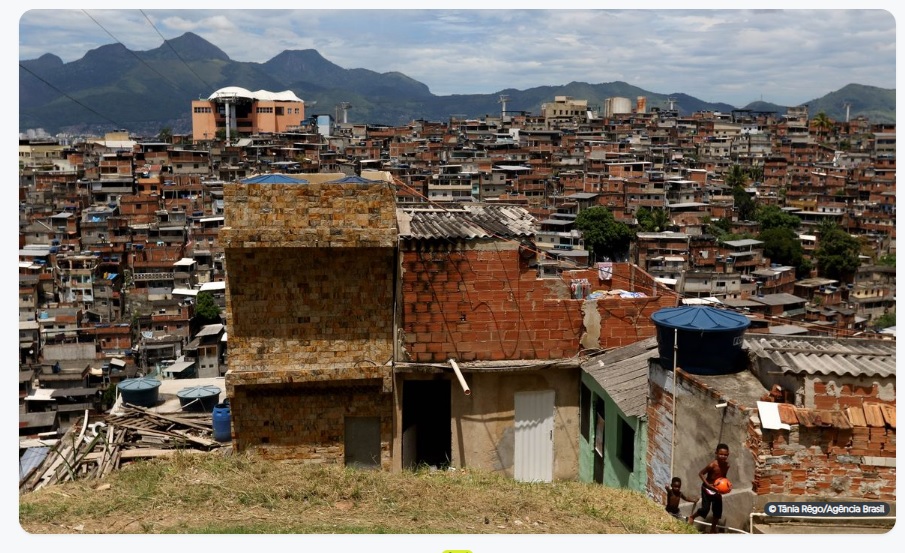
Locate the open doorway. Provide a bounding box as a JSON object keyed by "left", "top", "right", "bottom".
{"left": 402, "top": 379, "right": 451, "bottom": 469}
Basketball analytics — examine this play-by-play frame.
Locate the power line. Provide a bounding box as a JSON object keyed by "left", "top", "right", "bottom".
{"left": 139, "top": 9, "right": 214, "bottom": 92}
{"left": 80, "top": 10, "right": 188, "bottom": 96}
{"left": 19, "top": 63, "right": 124, "bottom": 128}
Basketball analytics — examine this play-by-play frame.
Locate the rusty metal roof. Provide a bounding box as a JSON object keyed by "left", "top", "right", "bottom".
{"left": 744, "top": 335, "right": 895, "bottom": 378}
{"left": 397, "top": 204, "right": 535, "bottom": 241}
{"left": 581, "top": 336, "right": 658, "bottom": 418}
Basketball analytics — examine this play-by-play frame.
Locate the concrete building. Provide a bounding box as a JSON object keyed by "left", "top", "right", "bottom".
{"left": 192, "top": 87, "right": 306, "bottom": 142}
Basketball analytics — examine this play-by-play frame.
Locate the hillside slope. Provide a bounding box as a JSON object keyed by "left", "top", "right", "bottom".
{"left": 19, "top": 450, "right": 693, "bottom": 535}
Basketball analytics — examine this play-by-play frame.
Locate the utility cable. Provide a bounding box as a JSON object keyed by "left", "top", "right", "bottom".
{"left": 19, "top": 63, "right": 124, "bottom": 128}
{"left": 139, "top": 9, "right": 214, "bottom": 92}
{"left": 81, "top": 10, "right": 187, "bottom": 95}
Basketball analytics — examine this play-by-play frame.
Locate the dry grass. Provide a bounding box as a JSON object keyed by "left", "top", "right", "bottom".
{"left": 19, "top": 450, "right": 696, "bottom": 535}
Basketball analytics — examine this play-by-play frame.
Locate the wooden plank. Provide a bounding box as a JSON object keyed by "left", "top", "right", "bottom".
{"left": 118, "top": 449, "right": 177, "bottom": 459}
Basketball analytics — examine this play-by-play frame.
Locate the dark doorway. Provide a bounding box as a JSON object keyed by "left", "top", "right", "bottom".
{"left": 402, "top": 379, "right": 451, "bottom": 469}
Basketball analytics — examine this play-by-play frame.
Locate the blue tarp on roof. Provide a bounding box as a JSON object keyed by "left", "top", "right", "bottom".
{"left": 650, "top": 306, "right": 751, "bottom": 332}
{"left": 239, "top": 174, "right": 310, "bottom": 184}
{"left": 324, "top": 175, "right": 380, "bottom": 184}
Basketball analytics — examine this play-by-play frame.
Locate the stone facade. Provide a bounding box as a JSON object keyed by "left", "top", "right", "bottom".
{"left": 222, "top": 179, "right": 397, "bottom": 463}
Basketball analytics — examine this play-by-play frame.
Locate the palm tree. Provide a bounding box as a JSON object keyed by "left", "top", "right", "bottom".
{"left": 812, "top": 111, "right": 833, "bottom": 141}
{"left": 724, "top": 164, "right": 748, "bottom": 188}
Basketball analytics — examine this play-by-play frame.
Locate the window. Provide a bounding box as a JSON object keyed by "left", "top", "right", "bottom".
{"left": 594, "top": 397, "right": 606, "bottom": 456}
{"left": 617, "top": 416, "right": 635, "bottom": 472}
{"left": 580, "top": 383, "right": 591, "bottom": 441}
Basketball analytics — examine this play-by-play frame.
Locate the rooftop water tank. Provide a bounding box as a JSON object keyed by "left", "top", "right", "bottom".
{"left": 176, "top": 385, "right": 221, "bottom": 412}
{"left": 117, "top": 376, "right": 162, "bottom": 407}
{"left": 651, "top": 306, "right": 751, "bottom": 375}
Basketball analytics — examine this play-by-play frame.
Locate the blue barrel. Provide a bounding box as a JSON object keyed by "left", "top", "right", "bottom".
{"left": 212, "top": 402, "right": 231, "bottom": 442}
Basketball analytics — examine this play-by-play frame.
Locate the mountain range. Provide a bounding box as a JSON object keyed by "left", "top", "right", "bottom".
{"left": 19, "top": 32, "right": 896, "bottom": 137}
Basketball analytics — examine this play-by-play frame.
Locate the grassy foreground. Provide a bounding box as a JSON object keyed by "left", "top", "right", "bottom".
{"left": 19, "top": 450, "right": 695, "bottom": 535}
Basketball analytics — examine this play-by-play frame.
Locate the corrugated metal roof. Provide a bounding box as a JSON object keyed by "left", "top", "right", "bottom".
{"left": 744, "top": 335, "right": 896, "bottom": 378}
{"left": 581, "top": 336, "right": 658, "bottom": 418}
{"left": 397, "top": 205, "right": 535, "bottom": 241}
{"left": 750, "top": 293, "right": 806, "bottom": 306}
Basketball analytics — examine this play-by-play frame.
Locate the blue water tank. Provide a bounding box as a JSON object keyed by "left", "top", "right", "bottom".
{"left": 212, "top": 402, "right": 231, "bottom": 442}
{"left": 651, "top": 306, "right": 751, "bottom": 375}
{"left": 117, "top": 376, "right": 162, "bottom": 407}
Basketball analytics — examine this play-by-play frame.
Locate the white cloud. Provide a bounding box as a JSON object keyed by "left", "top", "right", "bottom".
{"left": 16, "top": 7, "right": 897, "bottom": 107}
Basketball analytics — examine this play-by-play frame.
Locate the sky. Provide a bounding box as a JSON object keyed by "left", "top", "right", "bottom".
{"left": 7, "top": 2, "right": 902, "bottom": 552}
{"left": 14, "top": 4, "right": 898, "bottom": 109}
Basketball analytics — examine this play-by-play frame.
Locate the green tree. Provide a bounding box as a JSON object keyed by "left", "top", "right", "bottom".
{"left": 724, "top": 164, "right": 748, "bottom": 188}
{"left": 814, "top": 222, "right": 861, "bottom": 282}
{"left": 871, "top": 310, "right": 895, "bottom": 330}
{"left": 755, "top": 204, "right": 801, "bottom": 232}
{"left": 812, "top": 111, "right": 833, "bottom": 140}
{"left": 636, "top": 207, "right": 671, "bottom": 232}
{"left": 758, "top": 227, "right": 808, "bottom": 276}
{"left": 731, "top": 185, "right": 756, "bottom": 221}
{"left": 157, "top": 126, "right": 173, "bottom": 144}
{"left": 877, "top": 254, "right": 895, "bottom": 267}
{"left": 575, "top": 206, "right": 633, "bottom": 262}
{"left": 194, "top": 291, "right": 222, "bottom": 325}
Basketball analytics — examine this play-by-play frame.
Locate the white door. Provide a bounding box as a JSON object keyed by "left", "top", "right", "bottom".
{"left": 514, "top": 390, "right": 555, "bottom": 482}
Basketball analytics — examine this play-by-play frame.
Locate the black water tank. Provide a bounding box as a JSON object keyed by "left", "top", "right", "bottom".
{"left": 651, "top": 306, "right": 751, "bottom": 375}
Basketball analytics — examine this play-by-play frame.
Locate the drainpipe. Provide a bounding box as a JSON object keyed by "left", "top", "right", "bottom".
{"left": 448, "top": 359, "right": 471, "bottom": 396}
{"left": 670, "top": 327, "right": 678, "bottom": 477}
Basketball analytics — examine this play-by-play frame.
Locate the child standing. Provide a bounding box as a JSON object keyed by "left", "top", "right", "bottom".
{"left": 664, "top": 476, "right": 697, "bottom": 519}
{"left": 688, "top": 443, "right": 730, "bottom": 533}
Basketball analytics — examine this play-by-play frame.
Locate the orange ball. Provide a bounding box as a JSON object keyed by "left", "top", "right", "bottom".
{"left": 713, "top": 477, "right": 732, "bottom": 494}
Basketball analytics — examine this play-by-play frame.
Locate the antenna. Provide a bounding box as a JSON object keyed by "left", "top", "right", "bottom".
{"left": 667, "top": 97, "right": 678, "bottom": 111}
{"left": 499, "top": 94, "right": 510, "bottom": 118}
{"left": 842, "top": 101, "right": 851, "bottom": 123}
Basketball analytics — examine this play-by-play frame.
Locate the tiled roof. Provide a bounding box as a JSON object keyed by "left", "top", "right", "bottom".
{"left": 397, "top": 204, "right": 535, "bottom": 241}
{"left": 744, "top": 335, "right": 895, "bottom": 378}
{"left": 581, "top": 336, "right": 658, "bottom": 418}
{"left": 762, "top": 402, "right": 895, "bottom": 430}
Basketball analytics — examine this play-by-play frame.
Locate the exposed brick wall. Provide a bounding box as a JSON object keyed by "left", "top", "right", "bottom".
{"left": 230, "top": 381, "right": 393, "bottom": 467}
{"left": 399, "top": 247, "right": 678, "bottom": 363}
{"left": 810, "top": 378, "right": 896, "bottom": 410}
{"left": 750, "top": 422, "right": 896, "bottom": 501}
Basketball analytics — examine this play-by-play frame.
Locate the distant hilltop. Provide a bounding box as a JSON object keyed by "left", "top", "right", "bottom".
{"left": 19, "top": 32, "right": 895, "bottom": 136}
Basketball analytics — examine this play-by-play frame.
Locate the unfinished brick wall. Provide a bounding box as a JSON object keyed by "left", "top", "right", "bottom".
{"left": 230, "top": 381, "right": 393, "bottom": 467}
{"left": 809, "top": 379, "right": 896, "bottom": 410}
{"left": 750, "top": 422, "right": 896, "bottom": 501}
{"left": 399, "top": 247, "right": 678, "bottom": 362}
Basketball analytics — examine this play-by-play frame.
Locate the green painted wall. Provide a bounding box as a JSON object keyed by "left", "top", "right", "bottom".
{"left": 578, "top": 372, "right": 648, "bottom": 493}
